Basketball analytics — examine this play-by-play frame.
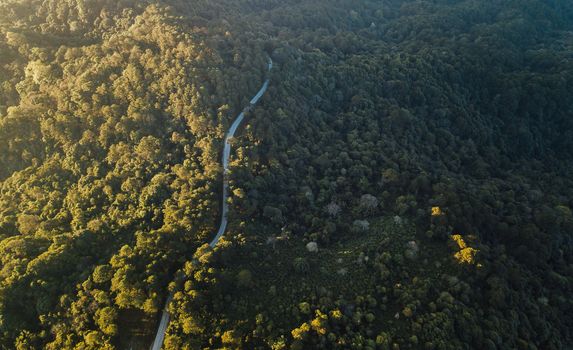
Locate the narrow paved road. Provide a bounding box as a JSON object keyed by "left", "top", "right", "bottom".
{"left": 150, "top": 57, "right": 272, "bottom": 350}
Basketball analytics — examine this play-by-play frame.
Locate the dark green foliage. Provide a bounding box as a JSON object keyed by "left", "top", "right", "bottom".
{"left": 1, "top": 0, "right": 572, "bottom": 349}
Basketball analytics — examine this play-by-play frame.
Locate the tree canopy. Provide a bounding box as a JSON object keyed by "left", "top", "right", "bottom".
{"left": 1, "top": 0, "right": 572, "bottom": 349}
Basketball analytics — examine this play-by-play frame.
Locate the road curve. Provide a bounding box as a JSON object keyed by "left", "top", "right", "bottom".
{"left": 150, "top": 57, "right": 273, "bottom": 350}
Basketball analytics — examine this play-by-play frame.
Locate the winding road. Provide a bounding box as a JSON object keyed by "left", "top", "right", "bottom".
{"left": 150, "top": 57, "right": 273, "bottom": 350}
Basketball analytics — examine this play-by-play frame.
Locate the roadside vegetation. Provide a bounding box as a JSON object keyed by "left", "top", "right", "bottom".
{"left": 0, "top": 0, "right": 572, "bottom": 349}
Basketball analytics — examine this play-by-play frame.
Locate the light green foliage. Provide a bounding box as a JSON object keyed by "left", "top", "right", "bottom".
{"left": 0, "top": 0, "right": 265, "bottom": 347}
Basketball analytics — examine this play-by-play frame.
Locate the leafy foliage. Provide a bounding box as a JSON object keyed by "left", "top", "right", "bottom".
{"left": 1, "top": 0, "right": 572, "bottom": 349}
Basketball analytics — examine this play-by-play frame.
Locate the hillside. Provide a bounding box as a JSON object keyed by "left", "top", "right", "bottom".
{"left": 1, "top": 0, "right": 572, "bottom": 349}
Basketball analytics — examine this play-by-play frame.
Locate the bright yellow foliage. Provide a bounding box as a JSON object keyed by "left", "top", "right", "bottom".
{"left": 221, "top": 330, "right": 238, "bottom": 345}
{"left": 451, "top": 234, "right": 478, "bottom": 265}
{"left": 291, "top": 322, "right": 311, "bottom": 340}
{"left": 329, "top": 309, "right": 343, "bottom": 320}
{"left": 451, "top": 234, "right": 467, "bottom": 249}
{"left": 455, "top": 247, "right": 478, "bottom": 265}
{"left": 431, "top": 206, "right": 443, "bottom": 216}
{"left": 310, "top": 310, "right": 328, "bottom": 335}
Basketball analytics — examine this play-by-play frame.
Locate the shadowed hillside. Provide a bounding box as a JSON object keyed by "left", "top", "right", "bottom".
{"left": 0, "top": 0, "right": 572, "bottom": 349}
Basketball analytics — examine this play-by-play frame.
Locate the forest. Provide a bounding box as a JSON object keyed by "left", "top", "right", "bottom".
{"left": 0, "top": 0, "right": 572, "bottom": 349}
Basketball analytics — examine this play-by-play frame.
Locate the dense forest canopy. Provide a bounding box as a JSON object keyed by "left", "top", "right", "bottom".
{"left": 0, "top": 0, "right": 572, "bottom": 349}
